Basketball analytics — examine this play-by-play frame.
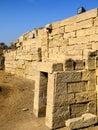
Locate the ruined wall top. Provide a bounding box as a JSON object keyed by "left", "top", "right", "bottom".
{"left": 4, "top": 8, "right": 98, "bottom": 77}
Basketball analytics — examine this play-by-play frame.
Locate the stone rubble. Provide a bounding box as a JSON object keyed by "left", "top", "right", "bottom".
{"left": 65, "top": 113, "right": 98, "bottom": 130}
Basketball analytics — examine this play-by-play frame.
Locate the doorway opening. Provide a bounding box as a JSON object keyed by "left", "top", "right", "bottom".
{"left": 39, "top": 72, "right": 48, "bottom": 117}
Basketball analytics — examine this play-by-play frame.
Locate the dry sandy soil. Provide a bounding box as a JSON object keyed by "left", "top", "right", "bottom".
{"left": 0, "top": 70, "right": 98, "bottom": 130}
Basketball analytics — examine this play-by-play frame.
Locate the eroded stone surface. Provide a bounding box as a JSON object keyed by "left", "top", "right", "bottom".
{"left": 65, "top": 113, "right": 98, "bottom": 130}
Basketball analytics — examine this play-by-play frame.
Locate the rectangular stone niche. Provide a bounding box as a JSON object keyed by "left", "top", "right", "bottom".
{"left": 39, "top": 72, "right": 48, "bottom": 117}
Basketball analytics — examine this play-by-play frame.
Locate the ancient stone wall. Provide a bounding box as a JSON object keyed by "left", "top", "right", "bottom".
{"left": 4, "top": 8, "right": 98, "bottom": 129}
{"left": 4, "top": 8, "right": 98, "bottom": 79}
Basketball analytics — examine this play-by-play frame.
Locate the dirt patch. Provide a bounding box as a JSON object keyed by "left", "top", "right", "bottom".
{"left": 0, "top": 71, "right": 49, "bottom": 130}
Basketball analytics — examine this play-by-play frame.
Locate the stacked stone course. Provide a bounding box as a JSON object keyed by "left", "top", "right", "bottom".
{"left": 4, "top": 8, "right": 98, "bottom": 129}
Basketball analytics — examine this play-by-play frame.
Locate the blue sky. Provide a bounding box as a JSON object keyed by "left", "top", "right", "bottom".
{"left": 0, "top": 0, "right": 98, "bottom": 46}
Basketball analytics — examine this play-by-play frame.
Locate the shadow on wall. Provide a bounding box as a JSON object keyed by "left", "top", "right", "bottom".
{"left": 0, "top": 55, "right": 5, "bottom": 70}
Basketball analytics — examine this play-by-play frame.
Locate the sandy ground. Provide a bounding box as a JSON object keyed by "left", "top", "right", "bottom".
{"left": 0, "top": 70, "right": 98, "bottom": 130}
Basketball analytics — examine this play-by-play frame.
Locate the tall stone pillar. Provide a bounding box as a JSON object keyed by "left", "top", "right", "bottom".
{"left": 33, "top": 71, "right": 40, "bottom": 117}
{"left": 33, "top": 71, "right": 48, "bottom": 117}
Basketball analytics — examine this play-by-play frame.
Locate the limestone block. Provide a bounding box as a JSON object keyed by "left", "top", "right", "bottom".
{"left": 75, "top": 92, "right": 88, "bottom": 103}
{"left": 53, "top": 105, "right": 69, "bottom": 118}
{"left": 85, "top": 27, "right": 95, "bottom": 36}
{"left": 87, "top": 59, "right": 96, "bottom": 70}
{"left": 94, "top": 17, "right": 98, "bottom": 26}
{"left": 77, "top": 28, "right": 95, "bottom": 37}
{"left": 96, "top": 76, "right": 98, "bottom": 85}
{"left": 70, "top": 103, "right": 87, "bottom": 117}
{"left": 52, "top": 63, "right": 63, "bottom": 72}
{"left": 69, "top": 36, "right": 90, "bottom": 45}
{"left": 77, "top": 19, "right": 93, "bottom": 30}
{"left": 90, "top": 34, "right": 98, "bottom": 42}
{"left": 16, "top": 42, "right": 22, "bottom": 48}
{"left": 87, "top": 80, "right": 96, "bottom": 91}
{"left": 82, "top": 70, "right": 96, "bottom": 81}
{"left": 54, "top": 93, "right": 68, "bottom": 106}
{"left": 52, "top": 21, "right": 60, "bottom": 29}
{"left": 96, "top": 26, "right": 98, "bottom": 34}
{"left": 68, "top": 93, "right": 75, "bottom": 104}
{"left": 75, "top": 60, "right": 84, "bottom": 70}
{"left": 92, "top": 42, "right": 98, "bottom": 50}
{"left": 66, "top": 116, "right": 83, "bottom": 129}
{"left": 88, "top": 91, "right": 97, "bottom": 101}
{"left": 51, "top": 28, "right": 60, "bottom": 36}
{"left": 65, "top": 23, "right": 76, "bottom": 33}
{"left": 68, "top": 82, "right": 87, "bottom": 93}
{"left": 65, "top": 49, "right": 83, "bottom": 56}
{"left": 76, "top": 8, "right": 98, "bottom": 22}
{"left": 64, "top": 31, "right": 76, "bottom": 39}
{"left": 56, "top": 71, "right": 82, "bottom": 83}
{"left": 37, "top": 62, "right": 63, "bottom": 73}
{"left": 54, "top": 83, "right": 67, "bottom": 95}
{"left": 65, "top": 113, "right": 98, "bottom": 130}
{"left": 59, "top": 26, "right": 65, "bottom": 34}
{"left": 27, "top": 31, "right": 35, "bottom": 39}
{"left": 83, "top": 49, "right": 92, "bottom": 60}
{"left": 60, "top": 16, "right": 76, "bottom": 27}
{"left": 77, "top": 29, "right": 85, "bottom": 37}
{"left": 64, "top": 55, "right": 82, "bottom": 61}
{"left": 18, "top": 35, "right": 24, "bottom": 42}
{"left": 52, "top": 112, "right": 70, "bottom": 129}
{"left": 64, "top": 58, "right": 75, "bottom": 71}
{"left": 87, "top": 101, "right": 97, "bottom": 115}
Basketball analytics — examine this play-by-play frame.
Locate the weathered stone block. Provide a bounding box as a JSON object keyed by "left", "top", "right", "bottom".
{"left": 90, "top": 34, "right": 98, "bottom": 42}
{"left": 52, "top": 63, "right": 63, "bottom": 72}
{"left": 77, "top": 27, "right": 95, "bottom": 37}
{"left": 59, "top": 26, "right": 65, "bottom": 34}
{"left": 64, "top": 31, "right": 76, "bottom": 39}
{"left": 51, "top": 28, "right": 59, "bottom": 35}
{"left": 52, "top": 115, "right": 69, "bottom": 129}
{"left": 92, "top": 42, "right": 98, "bottom": 50}
{"left": 87, "top": 101, "right": 97, "bottom": 115}
{"left": 82, "top": 70, "right": 96, "bottom": 81}
{"left": 88, "top": 91, "right": 97, "bottom": 101}
{"left": 70, "top": 103, "right": 88, "bottom": 117}
{"left": 69, "top": 36, "right": 89, "bottom": 45}
{"left": 56, "top": 71, "right": 82, "bottom": 83}
{"left": 96, "top": 26, "right": 98, "bottom": 33}
{"left": 75, "top": 92, "right": 88, "bottom": 103}
{"left": 94, "top": 17, "right": 98, "bottom": 26}
{"left": 53, "top": 105, "right": 69, "bottom": 118}
{"left": 68, "top": 82, "right": 87, "bottom": 93}
{"left": 60, "top": 16, "right": 76, "bottom": 27}
{"left": 65, "top": 23, "right": 76, "bottom": 33}
{"left": 54, "top": 83, "right": 67, "bottom": 95}
{"left": 54, "top": 93, "right": 68, "bottom": 106}
{"left": 76, "top": 8, "right": 98, "bottom": 22}
{"left": 66, "top": 116, "right": 83, "bottom": 129}
{"left": 65, "top": 113, "right": 98, "bottom": 130}
{"left": 75, "top": 60, "right": 84, "bottom": 70}
{"left": 68, "top": 93, "right": 75, "bottom": 104}
{"left": 64, "top": 58, "right": 75, "bottom": 71}
{"left": 18, "top": 35, "right": 24, "bottom": 42}
{"left": 77, "top": 19, "right": 93, "bottom": 30}
{"left": 52, "top": 21, "right": 60, "bottom": 29}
